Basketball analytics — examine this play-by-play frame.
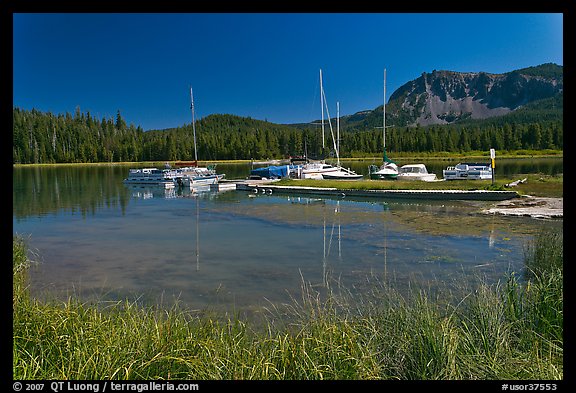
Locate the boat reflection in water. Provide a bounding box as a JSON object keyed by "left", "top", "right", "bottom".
{"left": 124, "top": 184, "right": 213, "bottom": 200}
{"left": 124, "top": 183, "right": 210, "bottom": 273}
{"left": 284, "top": 195, "right": 390, "bottom": 288}
{"left": 322, "top": 200, "right": 341, "bottom": 288}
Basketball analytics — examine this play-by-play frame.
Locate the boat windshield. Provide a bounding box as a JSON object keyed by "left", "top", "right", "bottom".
{"left": 401, "top": 166, "right": 425, "bottom": 174}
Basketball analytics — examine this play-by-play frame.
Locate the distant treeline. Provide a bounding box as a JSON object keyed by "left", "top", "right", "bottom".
{"left": 13, "top": 107, "right": 563, "bottom": 164}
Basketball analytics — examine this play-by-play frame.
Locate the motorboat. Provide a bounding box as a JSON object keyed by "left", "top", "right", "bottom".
{"left": 369, "top": 160, "right": 398, "bottom": 180}
{"left": 122, "top": 168, "right": 176, "bottom": 188}
{"left": 172, "top": 165, "right": 224, "bottom": 186}
{"left": 123, "top": 165, "right": 224, "bottom": 189}
{"left": 397, "top": 164, "right": 437, "bottom": 181}
{"left": 443, "top": 163, "right": 493, "bottom": 180}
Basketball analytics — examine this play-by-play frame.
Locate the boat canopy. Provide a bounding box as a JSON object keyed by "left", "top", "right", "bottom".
{"left": 250, "top": 165, "right": 298, "bottom": 179}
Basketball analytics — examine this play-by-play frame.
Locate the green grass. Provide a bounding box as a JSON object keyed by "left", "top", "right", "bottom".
{"left": 273, "top": 173, "right": 563, "bottom": 198}
{"left": 13, "top": 229, "right": 563, "bottom": 380}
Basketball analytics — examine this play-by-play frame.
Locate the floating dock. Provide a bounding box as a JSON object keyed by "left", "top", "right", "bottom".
{"left": 210, "top": 182, "right": 238, "bottom": 192}
{"left": 235, "top": 183, "right": 519, "bottom": 201}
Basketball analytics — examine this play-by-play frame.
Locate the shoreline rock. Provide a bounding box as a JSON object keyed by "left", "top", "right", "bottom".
{"left": 482, "top": 196, "right": 563, "bottom": 219}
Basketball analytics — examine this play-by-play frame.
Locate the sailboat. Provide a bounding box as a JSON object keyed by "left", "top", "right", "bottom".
{"left": 296, "top": 69, "right": 363, "bottom": 180}
{"left": 369, "top": 68, "right": 398, "bottom": 180}
{"left": 173, "top": 86, "right": 225, "bottom": 187}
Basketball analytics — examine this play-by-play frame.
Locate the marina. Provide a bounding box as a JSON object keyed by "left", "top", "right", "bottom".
{"left": 12, "top": 13, "right": 564, "bottom": 380}
{"left": 280, "top": 69, "right": 363, "bottom": 181}
{"left": 12, "top": 159, "right": 561, "bottom": 315}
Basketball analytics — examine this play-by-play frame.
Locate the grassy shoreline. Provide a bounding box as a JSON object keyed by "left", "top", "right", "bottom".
{"left": 273, "top": 173, "right": 563, "bottom": 198}
{"left": 13, "top": 227, "right": 563, "bottom": 380}
{"left": 12, "top": 150, "right": 563, "bottom": 167}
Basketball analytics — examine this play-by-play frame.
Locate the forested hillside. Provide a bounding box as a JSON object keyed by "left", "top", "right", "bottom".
{"left": 13, "top": 63, "right": 563, "bottom": 164}
{"left": 13, "top": 108, "right": 144, "bottom": 164}
{"left": 13, "top": 107, "right": 562, "bottom": 164}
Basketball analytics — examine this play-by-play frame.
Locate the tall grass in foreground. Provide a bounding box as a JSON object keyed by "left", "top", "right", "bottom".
{"left": 13, "top": 228, "right": 562, "bottom": 380}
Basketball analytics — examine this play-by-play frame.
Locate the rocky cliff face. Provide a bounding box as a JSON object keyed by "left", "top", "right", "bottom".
{"left": 387, "top": 63, "right": 563, "bottom": 126}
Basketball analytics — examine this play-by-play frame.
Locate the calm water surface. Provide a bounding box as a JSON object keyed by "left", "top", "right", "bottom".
{"left": 13, "top": 159, "right": 562, "bottom": 315}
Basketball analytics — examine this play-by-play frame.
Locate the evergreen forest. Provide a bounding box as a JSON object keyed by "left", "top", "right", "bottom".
{"left": 12, "top": 106, "right": 563, "bottom": 165}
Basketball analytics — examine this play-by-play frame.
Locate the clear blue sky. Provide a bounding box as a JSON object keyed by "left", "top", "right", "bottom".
{"left": 13, "top": 13, "right": 563, "bottom": 131}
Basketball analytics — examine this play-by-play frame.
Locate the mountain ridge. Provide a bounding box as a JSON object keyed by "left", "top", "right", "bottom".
{"left": 289, "top": 63, "right": 562, "bottom": 131}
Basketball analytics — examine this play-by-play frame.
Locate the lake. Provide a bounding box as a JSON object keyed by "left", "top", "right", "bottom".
{"left": 12, "top": 158, "right": 562, "bottom": 317}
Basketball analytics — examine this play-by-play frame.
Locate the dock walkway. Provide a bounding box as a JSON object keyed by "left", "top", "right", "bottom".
{"left": 230, "top": 181, "right": 519, "bottom": 201}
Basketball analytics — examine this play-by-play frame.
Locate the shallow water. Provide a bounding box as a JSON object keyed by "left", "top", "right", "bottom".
{"left": 12, "top": 162, "right": 562, "bottom": 315}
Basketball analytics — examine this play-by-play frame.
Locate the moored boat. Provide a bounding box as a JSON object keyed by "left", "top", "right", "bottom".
{"left": 123, "top": 168, "right": 176, "bottom": 188}
{"left": 173, "top": 165, "right": 224, "bottom": 186}
{"left": 369, "top": 68, "right": 398, "bottom": 180}
{"left": 296, "top": 162, "right": 363, "bottom": 180}
{"left": 369, "top": 159, "right": 398, "bottom": 180}
{"left": 397, "top": 164, "right": 437, "bottom": 181}
{"left": 443, "top": 163, "right": 492, "bottom": 180}
{"left": 295, "top": 69, "right": 363, "bottom": 181}
{"left": 175, "top": 86, "right": 225, "bottom": 187}
{"left": 250, "top": 164, "right": 301, "bottom": 180}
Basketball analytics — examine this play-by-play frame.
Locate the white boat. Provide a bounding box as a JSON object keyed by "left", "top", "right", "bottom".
{"left": 295, "top": 69, "right": 363, "bottom": 180}
{"left": 443, "top": 163, "right": 493, "bottom": 180}
{"left": 124, "top": 88, "right": 225, "bottom": 189}
{"left": 369, "top": 160, "right": 398, "bottom": 180}
{"left": 295, "top": 161, "right": 363, "bottom": 180}
{"left": 397, "top": 164, "right": 437, "bottom": 181}
{"left": 369, "top": 68, "right": 399, "bottom": 180}
{"left": 172, "top": 164, "right": 224, "bottom": 186}
{"left": 123, "top": 168, "right": 176, "bottom": 188}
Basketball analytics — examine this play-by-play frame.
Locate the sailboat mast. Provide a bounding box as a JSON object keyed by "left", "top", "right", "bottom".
{"left": 320, "top": 83, "right": 339, "bottom": 164}
{"left": 190, "top": 86, "right": 198, "bottom": 162}
{"left": 320, "top": 69, "right": 325, "bottom": 149}
{"left": 337, "top": 101, "right": 340, "bottom": 167}
{"left": 383, "top": 68, "right": 386, "bottom": 155}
